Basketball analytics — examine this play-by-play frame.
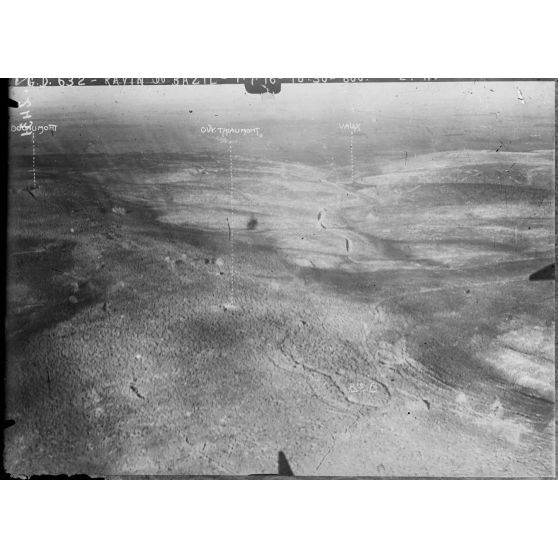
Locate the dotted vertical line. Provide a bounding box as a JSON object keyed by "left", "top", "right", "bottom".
{"left": 350, "top": 131, "right": 354, "bottom": 183}
{"left": 31, "top": 130, "right": 37, "bottom": 189}
{"left": 228, "top": 137, "right": 234, "bottom": 304}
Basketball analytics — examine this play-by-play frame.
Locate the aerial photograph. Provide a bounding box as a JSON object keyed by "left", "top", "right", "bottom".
{"left": 4, "top": 79, "right": 555, "bottom": 477}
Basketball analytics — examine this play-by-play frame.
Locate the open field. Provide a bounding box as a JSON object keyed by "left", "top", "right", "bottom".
{"left": 4, "top": 82, "right": 555, "bottom": 476}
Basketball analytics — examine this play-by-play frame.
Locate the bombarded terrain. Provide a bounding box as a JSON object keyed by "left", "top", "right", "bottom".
{"left": 4, "top": 82, "right": 555, "bottom": 476}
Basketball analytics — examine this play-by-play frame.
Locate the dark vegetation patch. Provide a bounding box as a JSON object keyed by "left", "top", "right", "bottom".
{"left": 6, "top": 237, "right": 104, "bottom": 345}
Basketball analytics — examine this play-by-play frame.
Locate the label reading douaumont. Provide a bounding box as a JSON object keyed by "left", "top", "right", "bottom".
{"left": 11, "top": 123, "right": 58, "bottom": 136}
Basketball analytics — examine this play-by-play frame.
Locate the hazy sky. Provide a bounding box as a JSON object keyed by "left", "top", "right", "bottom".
{"left": 9, "top": 81, "right": 554, "bottom": 158}
{"left": 11, "top": 80, "right": 554, "bottom": 123}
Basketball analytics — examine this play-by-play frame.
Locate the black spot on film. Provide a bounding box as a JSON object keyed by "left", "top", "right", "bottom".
{"left": 247, "top": 216, "right": 258, "bottom": 230}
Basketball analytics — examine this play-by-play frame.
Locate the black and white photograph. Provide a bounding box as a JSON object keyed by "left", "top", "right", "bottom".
{"left": 2, "top": 3, "right": 558, "bottom": 558}
{"left": 4, "top": 78, "right": 555, "bottom": 478}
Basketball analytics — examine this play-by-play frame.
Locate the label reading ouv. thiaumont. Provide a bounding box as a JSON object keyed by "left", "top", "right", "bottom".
{"left": 200, "top": 125, "right": 262, "bottom": 138}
